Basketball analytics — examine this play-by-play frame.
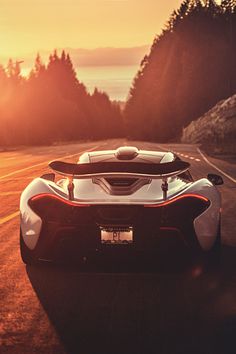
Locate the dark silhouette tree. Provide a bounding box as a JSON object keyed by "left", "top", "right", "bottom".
{"left": 124, "top": 0, "right": 236, "bottom": 141}
{"left": 29, "top": 53, "right": 45, "bottom": 79}
{"left": 0, "top": 50, "right": 124, "bottom": 146}
{"left": 6, "top": 59, "right": 14, "bottom": 78}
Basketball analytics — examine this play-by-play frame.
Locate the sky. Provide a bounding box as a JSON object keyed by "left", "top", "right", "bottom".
{"left": 0, "top": 0, "right": 184, "bottom": 57}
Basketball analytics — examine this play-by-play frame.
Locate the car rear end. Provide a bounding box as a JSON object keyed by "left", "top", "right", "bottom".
{"left": 27, "top": 191, "right": 210, "bottom": 266}
{"left": 20, "top": 147, "right": 220, "bottom": 268}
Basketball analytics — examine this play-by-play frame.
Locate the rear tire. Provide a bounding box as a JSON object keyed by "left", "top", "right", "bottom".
{"left": 20, "top": 230, "right": 36, "bottom": 265}
{"left": 193, "top": 222, "right": 221, "bottom": 272}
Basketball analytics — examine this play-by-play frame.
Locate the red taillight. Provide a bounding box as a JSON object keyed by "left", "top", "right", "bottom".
{"left": 29, "top": 193, "right": 90, "bottom": 207}
{"left": 144, "top": 193, "right": 209, "bottom": 208}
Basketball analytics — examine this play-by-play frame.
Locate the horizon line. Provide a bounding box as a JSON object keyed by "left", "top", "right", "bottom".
{"left": 0, "top": 44, "right": 151, "bottom": 60}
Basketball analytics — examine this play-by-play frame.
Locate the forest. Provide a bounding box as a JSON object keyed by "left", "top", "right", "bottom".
{"left": 0, "top": 51, "right": 123, "bottom": 145}
{"left": 125, "top": 0, "right": 236, "bottom": 141}
{"left": 0, "top": 0, "right": 236, "bottom": 146}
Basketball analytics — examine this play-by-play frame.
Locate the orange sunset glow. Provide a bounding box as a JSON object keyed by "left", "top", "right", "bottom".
{"left": 0, "top": 0, "right": 183, "bottom": 57}
{"left": 1, "top": 1, "right": 236, "bottom": 352}
{"left": 0, "top": 0, "right": 234, "bottom": 146}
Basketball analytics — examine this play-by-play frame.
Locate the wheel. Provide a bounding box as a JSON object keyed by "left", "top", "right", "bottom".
{"left": 20, "top": 230, "right": 36, "bottom": 265}
{"left": 193, "top": 222, "right": 221, "bottom": 273}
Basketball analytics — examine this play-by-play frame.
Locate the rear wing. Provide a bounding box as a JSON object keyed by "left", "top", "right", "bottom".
{"left": 49, "top": 160, "right": 190, "bottom": 179}
{"left": 49, "top": 160, "right": 190, "bottom": 201}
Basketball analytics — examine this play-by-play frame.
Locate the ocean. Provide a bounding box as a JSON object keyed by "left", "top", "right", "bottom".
{"left": 76, "top": 65, "right": 138, "bottom": 102}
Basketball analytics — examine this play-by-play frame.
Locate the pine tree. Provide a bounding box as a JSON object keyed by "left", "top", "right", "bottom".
{"left": 6, "top": 59, "right": 14, "bottom": 78}
{"left": 177, "top": 0, "right": 191, "bottom": 18}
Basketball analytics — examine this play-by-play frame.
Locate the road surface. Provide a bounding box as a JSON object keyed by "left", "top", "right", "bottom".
{"left": 0, "top": 139, "right": 236, "bottom": 354}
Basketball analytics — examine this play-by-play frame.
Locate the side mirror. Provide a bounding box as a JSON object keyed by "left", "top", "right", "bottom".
{"left": 207, "top": 173, "right": 223, "bottom": 186}
{"left": 40, "top": 173, "right": 55, "bottom": 182}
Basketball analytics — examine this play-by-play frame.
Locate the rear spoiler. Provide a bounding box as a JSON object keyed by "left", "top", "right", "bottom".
{"left": 49, "top": 160, "right": 190, "bottom": 201}
{"left": 49, "top": 160, "right": 190, "bottom": 179}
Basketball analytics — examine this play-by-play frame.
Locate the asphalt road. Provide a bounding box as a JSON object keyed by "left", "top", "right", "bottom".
{"left": 0, "top": 139, "right": 236, "bottom": 354}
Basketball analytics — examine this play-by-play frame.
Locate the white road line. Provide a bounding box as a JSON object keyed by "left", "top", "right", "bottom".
{"left": 0, "top": 162, "right": 48, "bottom": 180}
{"left": 3, "top": 176, "right": 39, "bottom": 181}
{"left": 0, "top": 145, "right": 99, "bottom": 180}
{"left": 197, "top": 148, "right": 236, "bottom": 184}
{"left": 156, "top": 145, "right": 201, "bottom": 163}
{"left": 0, "top": 191, "right": 21, "bottom": 196}
{"left": 0, "top": 211, "right": 20, "bottom": 225}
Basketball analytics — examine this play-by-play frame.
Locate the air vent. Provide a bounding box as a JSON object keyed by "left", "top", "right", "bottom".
{"left": 93, "top": 177, "right": 151, "bottom": 196}
{"left": 105, "top": 178, "right": 138, "bottom": 187}
{"left": 115, "top": 146, "right": 139, "bottom": 160}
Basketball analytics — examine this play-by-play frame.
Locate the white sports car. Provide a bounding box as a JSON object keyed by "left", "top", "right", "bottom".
{"left": 20, "top": 146, "right": 223, "bottom": 266}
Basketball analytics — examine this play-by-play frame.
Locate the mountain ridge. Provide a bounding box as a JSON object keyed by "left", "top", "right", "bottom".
{"left": 0, "top": 45, "right": 150, "bottom": 68}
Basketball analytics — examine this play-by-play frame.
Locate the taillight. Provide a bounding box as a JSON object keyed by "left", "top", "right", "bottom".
{"left": 28, "top": 193, "right": 90, "bottom": 222}
{"left": 144, "top": 193, "right": 209, "bottom": 208}
{"left": 29, "top": 193, "right": 90, "bottom": 207}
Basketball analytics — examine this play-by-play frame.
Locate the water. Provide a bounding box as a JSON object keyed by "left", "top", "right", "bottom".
{"left": 77, "top": 65, "right": 138, "bottom": 101}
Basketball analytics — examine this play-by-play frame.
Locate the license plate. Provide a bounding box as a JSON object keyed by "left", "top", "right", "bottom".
{"left": 101, "top": 227, "right": 133, "bottom": 244}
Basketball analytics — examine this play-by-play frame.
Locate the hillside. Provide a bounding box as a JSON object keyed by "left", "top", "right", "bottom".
{"left": 181, "top": 94, "right": 236, "bottom": 153}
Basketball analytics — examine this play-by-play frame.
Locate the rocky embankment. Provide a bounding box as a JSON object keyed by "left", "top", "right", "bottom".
{"left": 181, "top": 94, "right": 236, "bottom": 154}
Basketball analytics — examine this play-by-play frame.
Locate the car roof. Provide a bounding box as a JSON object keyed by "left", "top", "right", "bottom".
{"left": 79, "top": 146, "right": 175, "bottom": 164}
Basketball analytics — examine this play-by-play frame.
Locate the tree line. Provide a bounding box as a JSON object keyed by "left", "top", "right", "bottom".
{"left": 0, "top": 51, "right": 123, "bottom": 146}
{"left": 1, "top": 1, "right": 236, "bottom": 146}
{"left": 124, "top": 0, "right": 236, "bottom": 141}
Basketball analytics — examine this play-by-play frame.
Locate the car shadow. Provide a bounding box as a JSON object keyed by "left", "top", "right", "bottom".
{"left": 27, "top": 247, "right": 236, "bottom": 354}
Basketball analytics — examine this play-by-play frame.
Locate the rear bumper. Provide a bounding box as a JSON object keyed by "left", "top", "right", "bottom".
{"left": 23, "top": 200, "right": 210, "bottom": 262}
{"left": 32, "top": 221, "right": 201, "bottom": 263}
